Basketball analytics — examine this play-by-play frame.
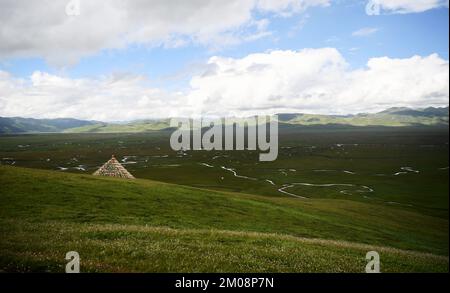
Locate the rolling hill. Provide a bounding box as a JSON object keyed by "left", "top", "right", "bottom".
{"left": 277, "top": 106, "right": 449, "bottom": 127}
{"left": 67, "top": 106, "right": 449, "bottom": 133}
{"left": 1, "top": 107, "right": 448, "bottom": 134}
{"left": 64, "top": 119, "right": 172, "bottom": 133}
{"left": 0, "top": 165, "right": 448, "bottom": 272}
{"left": 0, "top": 117, "right": 97, "bottom": 134}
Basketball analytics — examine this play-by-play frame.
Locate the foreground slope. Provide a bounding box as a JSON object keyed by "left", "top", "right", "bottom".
{"left": 0, "top": 166, "right": 448, "bottom": 272}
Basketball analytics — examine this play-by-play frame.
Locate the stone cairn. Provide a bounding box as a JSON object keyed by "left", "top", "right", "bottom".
{"left": 93, "top": 155, "right": 135, "bottom": 179}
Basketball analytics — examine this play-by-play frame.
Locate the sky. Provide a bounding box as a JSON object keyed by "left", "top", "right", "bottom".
{"left": 0, "top": 0, "right": 449, "bottom": 121}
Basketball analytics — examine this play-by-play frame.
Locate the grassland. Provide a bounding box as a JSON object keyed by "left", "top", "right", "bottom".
{"left": 0, "top": 166, "right": 448, "bottom": 272}
{"left": 0, "top": 126, "right": 448, "bottom": 272}
{"left": 1, "top": 126, "right": 447, "bottom": 217}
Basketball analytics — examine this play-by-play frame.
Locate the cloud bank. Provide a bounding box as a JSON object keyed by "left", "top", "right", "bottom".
{"left": 0, "top": 0, "right": 329, "bottom": 66}
{"left": 1, "top": 49, "right": 448, "bottom": 120}
{"left": 367, "top": 0, "right": 449, "bottom": 14}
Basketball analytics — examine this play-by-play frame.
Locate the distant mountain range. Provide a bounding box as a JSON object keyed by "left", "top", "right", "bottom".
{"left": 276, "top": 106, "right": 449, "bottom": 127}
{"left": 0, "top": 117, "right": 98, "bottom": 134}
{"left": 1, "top": 106, "right": 448, "bottom": 134}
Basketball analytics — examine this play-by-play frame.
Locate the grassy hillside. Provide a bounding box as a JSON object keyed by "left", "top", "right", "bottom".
{"left": 2, "top": 107, "right": 448, "bottom": 134}
{"left": 0, "top": 166, "right": 448, "bottom": 272}
{"left": 278, "top": 107, "right": 449, "bottom": 127}
{"left": 64, "top": 107, "right": 449, "bottom": 133}
{"left": 1, "top": 128, "right": 447, "bottom": 219}
{"left": 65, "top": 120, "right": 172, "bottom": 133}
{"left": 0, "top": 117, "right": 97, "bottom": 134}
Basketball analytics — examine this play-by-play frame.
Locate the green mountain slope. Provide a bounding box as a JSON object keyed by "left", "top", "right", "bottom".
{"left": 0, "top": 117, "right": 97, "bottom": 134}
{"left": 66, "top": 106, "right": 448, "bottom": 133}
{"left": 278, "top": 107, "right": 449, "bottom": 127}
{"left": 65, "top": 119, "right": 172, "bottom": 133}
{"left": 1, "top": 107, "right": 448, "bottom": 134}
{"left": 0, "top": 166, "right": 447, "bottom": 272}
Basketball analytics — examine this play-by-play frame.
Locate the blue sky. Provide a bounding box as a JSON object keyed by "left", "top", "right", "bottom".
{"left": 2, "top": 1, "right": 448, "bottom": 82}
{"left": 0, "top": 0, "right": 448, "bottom": 120}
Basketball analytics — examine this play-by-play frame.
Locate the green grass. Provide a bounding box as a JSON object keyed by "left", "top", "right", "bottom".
{"left": 1, "top": 127, "right": 447, "bottom": 218}
{"left": 1, "top": 221, "right": 447, "bottom": 273}
{"left": 0, "top": 166, "right": 448, "bottom": 272}
{"left": 0, "top": 127, "right": 448, "bottom": 272}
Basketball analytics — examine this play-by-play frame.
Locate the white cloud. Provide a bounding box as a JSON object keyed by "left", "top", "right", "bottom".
{"left": 352, "top": 27, "right": 379, "bottom": 37}
{"left": 257, "top": 0, "right": 330, "bottom": 16}
{"left": 337, "top": 54, "right": 449, "bottom": 112}
{"left": 187, "top": 49, "right": 449, "bottom": 116}
{"left": 1, "top": 49, "right": 448, "bottom": 120}
{"left": 0, "top": 70, "right": 193, "bottom": 121}
{"left": 367, "top": 0, "right": 449, "bottom": 14}
{"left": 0, "top": 0, "right": 329, "bottom": 66}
